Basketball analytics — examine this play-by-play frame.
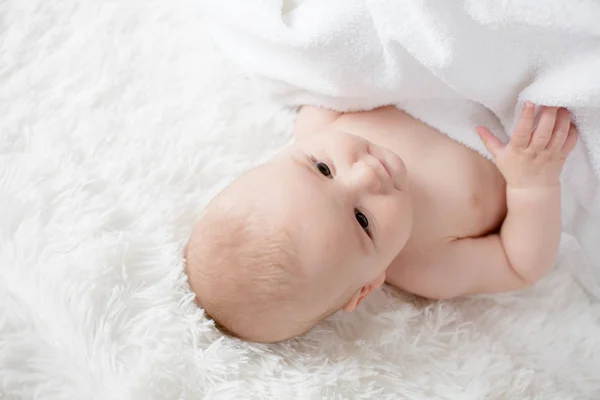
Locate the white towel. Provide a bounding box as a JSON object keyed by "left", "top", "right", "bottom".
{"left": 202, "top": 0, "right": 600, "bottom": 297}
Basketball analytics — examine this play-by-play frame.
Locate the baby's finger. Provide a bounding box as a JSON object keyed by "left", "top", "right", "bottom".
{"left": 530, "top": 106, "right": 558, "bottom": 150}
{"left": 476, "top": 126, "right": 504, "bottom": 158}
{"left": 511, "top": 101, "right": 535, "bottom": 149}
{"left": 546, "top": 108, "right": 571, "bottom": 150}
{"left": 561, "top": 124, "right": 579, "bottom": 156}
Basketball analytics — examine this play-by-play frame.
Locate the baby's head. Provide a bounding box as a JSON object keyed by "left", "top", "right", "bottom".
{"left": 186, "top": 129, "right": 413, "bottom": 342}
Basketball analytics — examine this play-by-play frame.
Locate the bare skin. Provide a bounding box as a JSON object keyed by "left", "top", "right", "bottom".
{"left": 293, "top": 104, "right": 578, "bottom": 300}
{"left": 187, "top": 103, "right": 579, "bottom": 343}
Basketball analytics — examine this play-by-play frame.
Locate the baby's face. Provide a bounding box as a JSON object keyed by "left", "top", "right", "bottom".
{"left": 232, "top": 129, "right": 413, "bottom": 314}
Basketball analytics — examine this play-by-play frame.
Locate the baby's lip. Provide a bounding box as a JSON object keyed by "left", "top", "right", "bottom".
{"left": 376, "top": 156, "right": 396, "bottom": 189}
{"left": 379, "top": 158, "right": 392, "bottom": 178}
{"left": 377, "top": 150, "right": 405, "bottom": 190}
{"left": 368, "top": 143, "right": 404, "bottom": 190}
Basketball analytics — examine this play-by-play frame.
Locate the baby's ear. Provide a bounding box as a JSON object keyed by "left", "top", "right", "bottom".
{"left": 342, "top": 272, "right": 386, "bottom": 312}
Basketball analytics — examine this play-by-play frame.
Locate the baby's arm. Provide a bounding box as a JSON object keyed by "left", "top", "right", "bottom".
{"left": 475, "top": 104, "right": 578, "bottom": 285}
{"left": 400, "top": 104, "right": 578, "bottom": 299}
{"left": 293, "top": 106, "right": 342, "bottom": 138}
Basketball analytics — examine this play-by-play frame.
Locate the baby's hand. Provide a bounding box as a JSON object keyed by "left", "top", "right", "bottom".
{"left": 476, "top": 103, "right": 578, "bottom": 188}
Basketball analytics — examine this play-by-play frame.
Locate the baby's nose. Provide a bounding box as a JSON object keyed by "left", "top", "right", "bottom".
{"left": 345, "top": 160, "right": 382, "bottom": 194}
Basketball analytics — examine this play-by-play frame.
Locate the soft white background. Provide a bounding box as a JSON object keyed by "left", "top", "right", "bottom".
{"left": 1, "top": 1, "right": 599, "bottom": 399}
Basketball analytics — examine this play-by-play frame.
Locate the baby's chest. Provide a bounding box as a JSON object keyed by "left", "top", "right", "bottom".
{"left": 390, "top": 167, "right": 507, "bottom": 288}
{"left": 418, "top": 153, "right": 507, "bottom": 242}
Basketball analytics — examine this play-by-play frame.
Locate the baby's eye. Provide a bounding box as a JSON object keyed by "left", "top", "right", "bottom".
{"left": 316, "top": 161, "right": 332, "bottom": 177}
{"left": 355, "top": 209, "right": 370, "bottom": 234}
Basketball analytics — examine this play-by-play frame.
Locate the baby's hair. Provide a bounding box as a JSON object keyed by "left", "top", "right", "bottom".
{"left": 204, "top": 311, "right": 239, "bottom": 339}
{"left": 185, "top": 194, "right": 301, "bottom": 342}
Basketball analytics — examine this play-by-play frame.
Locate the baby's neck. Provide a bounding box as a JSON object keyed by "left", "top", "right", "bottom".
{"left": 331, "top": 107, "right": 434, "bottom": 170}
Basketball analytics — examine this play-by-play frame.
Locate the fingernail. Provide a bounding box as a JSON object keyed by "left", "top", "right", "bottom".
{"left": 524, "top": 101, "right": 534, "bottom": 109}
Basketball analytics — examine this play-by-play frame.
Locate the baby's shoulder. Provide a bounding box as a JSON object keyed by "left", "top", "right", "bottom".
{"left": 293, "top": 106, "right": 343, "bottom": 138}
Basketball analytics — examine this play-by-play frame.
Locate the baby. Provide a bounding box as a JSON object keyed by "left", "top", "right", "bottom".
{"left": 185, "top": 104, "right": 578, "bottom": 343}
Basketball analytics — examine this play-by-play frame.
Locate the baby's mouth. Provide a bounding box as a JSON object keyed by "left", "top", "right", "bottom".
{"left": 376, "top": 156, "right": 396, "bottom": 190}
{"left": 368, "top": 142, "right": 404, "bottom": 191}
{"left": 377, "top": 150, "right": 406, "bottom": 191}
{"left": 379, "top": 158, "right": 392, "bottom": 178}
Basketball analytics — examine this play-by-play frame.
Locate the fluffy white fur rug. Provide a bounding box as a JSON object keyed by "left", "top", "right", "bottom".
{"left": 1, "top": 1, "right": 600, "bottom": 399}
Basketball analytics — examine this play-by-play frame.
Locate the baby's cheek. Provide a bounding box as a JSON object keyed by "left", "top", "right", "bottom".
{"left": 386, "top": 204, "right": 411, "bottom": 248}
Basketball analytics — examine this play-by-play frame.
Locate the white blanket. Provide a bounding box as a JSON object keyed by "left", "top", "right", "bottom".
{"left": 204, "top": 0, "right": 600, "bottom": 298}
{"left": 2, "top": 1, "right": 600, "bottom": 398}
